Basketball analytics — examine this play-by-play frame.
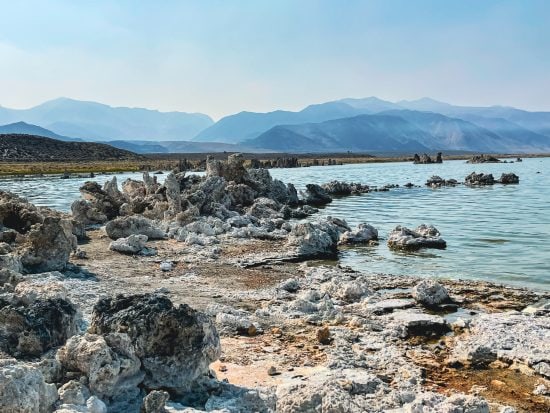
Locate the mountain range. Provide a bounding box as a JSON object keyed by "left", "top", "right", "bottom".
{"left": 0, "top": 98, "right": 213, "bottom": 141}
{"left": 1, "top": 97, "right": 550, "bottom": 153}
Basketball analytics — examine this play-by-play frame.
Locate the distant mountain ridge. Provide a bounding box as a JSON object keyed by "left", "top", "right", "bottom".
{"left": 247, "top": 114, "right": 432, "bottom": 152}
{"left": 0, "top": 121, "right": 82, "bottom": 142}
{"left": 0, "top": 98, "right": 213, "bottom": 142}
{"left": 1, "top": 96, "right": 549, "bottom": 154}
{"left": 197, "top": 97, "right": 550, "bottom": 153}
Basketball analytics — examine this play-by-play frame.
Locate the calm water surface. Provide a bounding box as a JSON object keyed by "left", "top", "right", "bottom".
{"left": 1, "top": 158, "right": 548, "bottom": 290}
{"left": 270, "top": 158, "right": 549, "bottom": 290}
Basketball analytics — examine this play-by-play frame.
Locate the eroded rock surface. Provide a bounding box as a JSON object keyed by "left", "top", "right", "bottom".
{"left": 89, "top": 293, "right": 221, "bottom": 392}
{"left": 387, "top": 225, "right": 447, "bottom": 251}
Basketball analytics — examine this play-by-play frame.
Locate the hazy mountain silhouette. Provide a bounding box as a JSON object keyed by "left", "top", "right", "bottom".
{"left": 192, "top": 102, "right": 368, "bottom": 143}
{"left": 0, "top": 121, "right": 82, "bottom": 142}
{"left": 246, "top": 114, "right": 432, "bottom": 152}
{"left": 2, "top": 97, "right": 549, "bottom": 153}
{"left": 0, "top": 98, "right": 213, "bottom": 141}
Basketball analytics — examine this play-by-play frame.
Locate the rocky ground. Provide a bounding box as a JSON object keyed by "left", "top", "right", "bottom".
{"left": 0, "top": 154, "right": 548, "bottom": 413}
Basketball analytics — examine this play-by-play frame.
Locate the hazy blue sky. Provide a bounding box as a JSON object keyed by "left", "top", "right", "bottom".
{"left": 0, "top": 0, "right": 549, "bottom": 119}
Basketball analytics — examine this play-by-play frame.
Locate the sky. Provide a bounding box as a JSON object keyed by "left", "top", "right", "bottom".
{"left": 0, "top": 0, "right": 549, "bottom": 119}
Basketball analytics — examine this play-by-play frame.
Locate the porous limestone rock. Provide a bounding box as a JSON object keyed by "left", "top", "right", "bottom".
{"left": 71, "top": 200, "right": 108, "bottom": 225}
{"left": 20, "top": 217, "right": 77, "bottom": 272}
{"left": 79, "top": 181, "right": 122, "bottom": 221}
{"left": 247, "top": 197, "right": 283, "bottom": 220}
{"left": 389, "top": 311, "right": 450, "bottom": 338}
{"left": 56, "top": 332, "right": 143, "bottom": 408}
{"left": 322, "top": 180, "right": 369, "bottom": 196}
{"left": 286, "top": 219, "right": 342, "bottom": 259}
{"left": 109, "top": 234, "right": 155, "bottom": 255}
{"left": 387, "top": 225, "right": 446, "bottom": 251}
{"left": 411, "top": 279, "right": 450, "bottom": 307}
{"left": 89, "top": 293, "right": 221, "bottom": 392}
{"left": 142, "top": 390, "right": 169, "bottom": 413}
{"left": 105, "top": 216, "right": 166, "bottom": 240}
{"left": 0, "top": 359, "right": 58, "bottom": 413}
{"left": 400, "top": 392, "right": 489, "bottom": 413}
{"left": 449, "top": 312, "right": 550, "bottom": 375}
{"left": 58, "top": 380, "right": 91, "bottom": 405}
{"left": 339, "top": 223, "right": 378, "bottom": 245}
{"left": 0, "top": 284, "right": 78, "bottom": 358}
{"left": 304, "top": 184, "right": 332, "bottom": 206}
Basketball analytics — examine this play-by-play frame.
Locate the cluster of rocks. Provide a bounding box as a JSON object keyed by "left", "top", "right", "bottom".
{"left": 425, "top": 175, "right": 458, "bottom": 187}
{"left": 424, "top": 173, "right": 520, "bottom": 187}
{"left": 69, "top": 155, "right": 389, "bottom": 262}
{"left": 202, "top": 266, "right": 543, "bottom": 412}
{"left": 465, "top": 172, "right": 519, "bottom": 185}
{"left": 467, "top": 154, "right": 502, "bottom": 163}
{"left": 0, "top": 283, "right": 220, "bottom": 413}
{"left": 0, "top": 191, "right": 82, "bottom": 274}
{"left": 249, "top": 157, "right": 300, "bottom": 169}
{"left": 321, "top": 180, "right": 370, "bottom": 196}
{"left": 413, "top": 152, "right": 443, "bottom": 164}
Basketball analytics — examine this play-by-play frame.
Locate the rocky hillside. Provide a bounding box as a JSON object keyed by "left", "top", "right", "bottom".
{"left": 0, "top": 134, "right": 143, "bottom": 161}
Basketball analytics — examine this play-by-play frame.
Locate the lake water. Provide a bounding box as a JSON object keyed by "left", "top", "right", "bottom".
{"left": 1, "top": 158, "right": 548, "bottom": 290}
{"left": 269, "top": 158, "right": 549, "bottom": 290}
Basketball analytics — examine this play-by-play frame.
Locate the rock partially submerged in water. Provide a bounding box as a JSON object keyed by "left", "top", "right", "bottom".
{"left": 89, "top": 293, "right": 221, "bottom": 392}
{"left": 425, "top": 175, "right": 458, "bottom": 187}
{"left": 499, "top": 172, "right": 519, "bottom": 184}
{"left": 304, "top": 184, "right": 332, "bottom": 206}
{"left": 387, "top": 225, "right": 447, "bottom": 251}
{"left": 321, "top": 180, "right": 370, "bottom": 196}
{"left": 467, "top": 154, "right": 501, "bottom": 164}
{"left": 414, "top": 152, "right": 443, "bottom": 164}
{"left": 465, "top": 172, "right": 495, "bottom": 185}
{"left": 338, "top": 223, "right": 378, "bottom": 245}
{"left": 286, "top": 217, "right": 349, "bottom": 259}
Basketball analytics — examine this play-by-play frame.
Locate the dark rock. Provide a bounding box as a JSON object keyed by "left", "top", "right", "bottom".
{"left": 304, "top": 184, "right": 332, "bottom": 206}
{"left": 79, "top": 181, "right": 122, "bottom": 221}
{"left": 465, "top": 172, "right": 495, "bottom": 186}
{"left": 89, "top": 293, "right": 221, "bottom": 392}
{"left": 499, "top": 173, "right": 519, "bottom": 184}
{"left": 467, "top": 154, "right": 501, "bottom": 164}
{"left": 0, "top": 292, "right": 78, "bottom": 358}
{"left": 321, "top": 181, "right": 370, "bottom": 196}
{"left": 141, "top": 390, "right": 169, "bottom": 413}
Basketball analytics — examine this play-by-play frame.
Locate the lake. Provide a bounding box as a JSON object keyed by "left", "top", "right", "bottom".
{"left": 1, "top": 158, "right": 548, "bottom": 290}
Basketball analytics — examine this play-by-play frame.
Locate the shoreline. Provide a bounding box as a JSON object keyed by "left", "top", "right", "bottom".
{"left": 0, "top": 154, "right": 548, "bottom": 412}
{"left": 0, "top": 151, "right": 548, "bottom": 177}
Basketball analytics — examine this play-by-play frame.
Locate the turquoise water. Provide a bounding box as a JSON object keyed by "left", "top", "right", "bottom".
{"left": 1, "top": 158, "right": 548, "bottom": 289}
